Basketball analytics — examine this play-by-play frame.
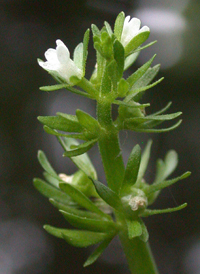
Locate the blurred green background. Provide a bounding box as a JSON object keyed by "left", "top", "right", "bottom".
{"left": 0, "top": 0, "right": 199, "bottom": 273}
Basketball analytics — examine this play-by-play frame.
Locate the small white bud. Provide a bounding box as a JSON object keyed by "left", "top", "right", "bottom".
{"left": 59, "top": 173, "right": 73, "bottom": 184}
{"left": 129, "top": 196, "right": 147, "bottom": 211}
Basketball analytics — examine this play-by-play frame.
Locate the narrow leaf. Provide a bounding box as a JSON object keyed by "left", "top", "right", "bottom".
{"left": 76, "top": 109, "right": 100, "bottom": 134}
{"left": 113, "top": 40, "right": 125, "bottom": 79}
{"left": 104, "top": 21, "right": 113, "bottom": 36}
{"left": 59, "top": 182, "right": 109, "bottom": 219}
{"left": 124, "top": 51, "right": 140, "bottom": 71}
{"left": 38, "top": 115, "right": 83, "bottom": 133}
{"left": 40, "top": 84, "right": 68, "bottom": 91}
{"left": 125, "top": 31, "right": 150, "bottom": 56}
{"left": 44, "top": 225, "right": 108, "bottom": 247}
{"left": 83, "top": 29, "right": 90, "bottom": 75}
{"left": 91, "top": 24, "right": 100, "bottom": 37}
{"left": 60, "top": 211, "right": 117, "bottom": 232}
{"left": 37, "top": 150, "right": 57, "bottom": 177}
{"left": 147, "top": 171, "right": 191, "bottom": 194}
{"left": 63, "top": 139, "right": 98, "bottom": 157}
{"left": 114, "top": 11, "right": 125, "bottom": 40}
{"left": 126, "top": 55, "right": 156, "bottom": 88}
{"left": 49, "top": 199, "right": 106, "bottom": 219}
{"left": 43, "top": 172, "right": 60, "bottom": 188}
{"left": 113, "top": 100, "right": 150, "bottom": 109}
{"left": 73, "top": 42, "right": 83, "bottom": 71}
{"left": 90, "top": 178, "right": 123, "bottom": 212}
{"left": 139, "top": 219, "right": 149, "bottom": 242}
{"left": 84, "top": 235, "right": 114, "bottom": 267}
{"left": 122, "top": 144, "right": 141, "bottom": 192}
{"left": 151, "top": 102, "right": 172, "bottom": 116}
{"left": 137, "top": 140, "right": 153, "bottom": 183}
{"left": 141, "top": 203, "right": 187, "bottom": 217}
{"left": 126, "top": 219, "right": 142, "bottom": 239}
{"left": 58, "top": 137, "right": 97, "bottom": 179}
{"left": 43, "top": 126, "right": 86, "bottom": 140}
{"left": 33, "top": 178, "right": 72, "bottom": 205}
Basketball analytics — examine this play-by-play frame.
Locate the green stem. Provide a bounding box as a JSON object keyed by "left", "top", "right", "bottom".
{"left": 97, "top": 99, "right": 125, "bottom": 194}
{"left": 119, "top": 228, "right": 159, "bottom": 274}
{"left": 97, "top": 99, "right": 159, "bottom": 274}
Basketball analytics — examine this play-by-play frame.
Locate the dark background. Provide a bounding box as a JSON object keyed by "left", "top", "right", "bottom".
{"left": 0, "top": 0, "right": 200, "bottom": 273}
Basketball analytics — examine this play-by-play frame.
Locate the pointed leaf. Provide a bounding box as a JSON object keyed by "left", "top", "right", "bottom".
{"left": 125, "top": 120, "right": 182, "bottom": 133}
{"left": 122, "top": 144, "right": 141, "bottom": 192}
{"left": 139, "top": 219, "right": 149, "bottom": 242}
{"left": 132, "top": 64, "right": 161, "bottom": 90}
{"left": 151, "top": 102, "right": 172, "bottom": 116}
{"left": 33, "top": 178, "right": 72, "bottom": 205}
{"left": 113, "top": 100, "right": 150, "bottom": 109}
{"left": 90, "top": 178, "right": 123, "bottom": 212}
{"left": 59, "top": 182, "right": 109, "bottom": 219}
{"left": 76, "top": 109, "right": 100, "bottom": 135}
{"left": 60, "top": 211, "right": 117, "bottom": 232}
{"left": 125, "top": 31, "right": 150, "bottom": 56}
{"left": 38, "top": 114, "right": 83, "bottom": 133}
{"left": 84, "top": 235, "right": 114, "bottom": 267}
{"left": 141, "top": 203, "right": 187, "bottom": 217}
{"left": 137, "top": 140, "right": 153, "bottom": 183}
{"left": 43, "top": 172, "right": 60, "bottom": 188}
{"left": 81, "top": 29, "right": 90, "bottom": 75}
{"left": 124, "top": 51, "right": 140, "bottom": 71}
{"left": 147, "top": 171, "right": 191, "bottom": 194}
{"left": 104, "top": 21, "right": 113, "bottom": 36}
{"left": 126, "top": 219, "right": 142, "bottom": 239}
{"left": 37, "top": 150, "right": 57, "bottom": 177}
{"left": 49, "top": 199, "right": 105, "bottom": 219}
{"left": 114, "top": 11, "right": 125, "bottom": 40}
{"left": 91, "top": 24, "right": 100, "bottom": 37}
{"left": 63, "top": 139, "right": 97, "bottom": 157}
{"left": 58, "top": 137, "right": 97, "bottom": 179}
{"left": 113, "top": 40, "right": 125, "bottom": 79}
{"left": 126, "top": 55, "right": 156, "bottom": 89}
{"left": 73, "top": 42, "right": 83, "bottom": 71}
{"left": 40, "top": 84, "right": 68, "bottom": 91}
{"left": 43, "top": 126, "right": 86, "bottom": 140}
{"left": 117, "top": 78, "right": 129, "bottom": 97}
{"left": 44, "top": 225, "right": 108, "bottom": 247}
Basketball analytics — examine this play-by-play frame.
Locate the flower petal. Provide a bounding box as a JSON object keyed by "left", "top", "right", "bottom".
{"left": 45, "top": 48, "right": 58, "bottom": 63}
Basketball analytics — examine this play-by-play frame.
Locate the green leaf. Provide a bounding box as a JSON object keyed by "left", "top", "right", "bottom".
{"left": 58, "top": 138, "right": 97, "bottom": 179}
{"left": 83, "top": 29, "right": 90, "bottom": 75}
{"left": 114, "top": 11, "right": 125, "bottom": 40}
{"left": 91, "top": 24, "right": 100, "bottom": 37}
{"left": 43, "top": 172, "right": 60, "bottom": 188}
{"left": 44, "top": 225, "right": 108, "bottom": 247}
{"left": 153, "top": 150, "right": 179, "bottom": 184}
{"left": 84, "top": 235, "right": 114, "bottom": 267}
{"left": 132, "top": 64, "right": 161, "bottom": 90}
{"left": 90, "top": 178, "right": 123, "bottom": 212}
{"left": 38, "top": 114, "right": 83, "bottom": 133}
{"left": 33, "top": 178, "right": 72, "bottom": 205}
{"left": 133, "top": 40, "right": 157, "bottom": 54}
{"left": 63, "top": 139, "right": 98, "bottom": 157}
{"left": 40, "top": 84, "right": 68, "bottom": 91}
{"left": 76, "top": 109, "right": 100, "bottom": 136}
{"left": 113, "top": 100, "right": 150, "bottom": 109}
{"left": 49, "top": 198, "right": 106, "bottom": 219}
{"left": 125, "top": 31, "right": 150, "bottom": 56}
{"left": 126, "top": 77, "right": 164, "bottom": 102}
{"left": 59, "top": 182, "right": 109, "bottom": 219}
{"left": 73, "top": 42, "right": 83, "bottom": 71}
{"left": 141, "top": 203, "right": 187, "bottom": 217}
{"left": 43, "top": 126, "right": 86, "bottom": 140}
{"left": 37, "top": 150, "right": 57, "bottom": 177}
{"left": 113, "top": 40, "right": 125, "bottom": 79}
{"left": 126, "top": 219, "right": 142, "bottom": 239}
{"left": 124, "top": 120, "right": 182, "bottom": 133}
{"left": 137, "top": 140, "right": 153, "bottom": 183}
{"left": 139, "top": 219, "right": 149, "bottom": 242}
{"left": 126, "top": 55, "right": 156, "bottom": 89}
{"left": 116, "top": 78, "right": 129, "bottom": 97}
{"left": 122, "top": 144, "right": 141, "bottom": 192}
{"left": 124, "top": 52, "right": 140, "bottom": 71}
{"left": 60, "top": 211, "right": 117, "bottom": 232}
{"left": 151, "top": 102, "right": 172, "bottom": 116}
{"left": 104, "top": 21, "right": 113, "bottom": 36}
{"left": 147, "top": 171, "right": 191, "bottom": 194}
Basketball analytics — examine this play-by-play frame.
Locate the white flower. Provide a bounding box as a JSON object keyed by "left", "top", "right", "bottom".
{"left": 38, "top": 40, "right": 82, "bottom": 85}
{"left": 121, "top": 16, "right": 150, "bottom": 47}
